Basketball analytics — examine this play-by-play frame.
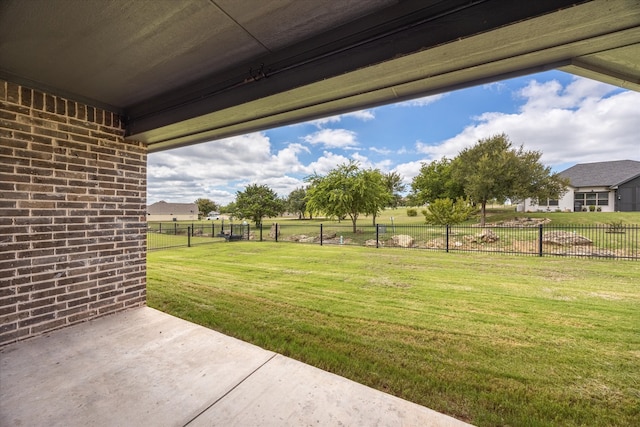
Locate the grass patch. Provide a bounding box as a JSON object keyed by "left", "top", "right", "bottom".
{"left": 147, "top": 243, "right": 640, "bottom": 426}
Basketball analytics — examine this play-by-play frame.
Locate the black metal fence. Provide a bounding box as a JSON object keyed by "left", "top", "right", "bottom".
{"left": 147, "top": 221, "right": 251, "bottom": 251}
{"left": 147, "top": 221, "right": 639, "bottom": 259}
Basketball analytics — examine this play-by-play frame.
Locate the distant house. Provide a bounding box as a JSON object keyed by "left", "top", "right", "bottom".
{"left": 521, "top": 160, "right": 640, "bottom": 213}
{"left": 147, "top": 201, "right": 199, "bottom": 221}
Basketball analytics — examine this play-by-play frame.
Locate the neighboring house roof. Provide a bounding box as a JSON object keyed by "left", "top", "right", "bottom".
{"left": 147, "top": 201, "right": 198, "bottom": 215}
{"left": 560, "top": 160, "right": 640, "bottom": 188}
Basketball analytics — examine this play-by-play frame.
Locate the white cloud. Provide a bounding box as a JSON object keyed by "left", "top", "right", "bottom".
{"left": 396, "top": 93, "right": 447, "bottom": 107}
{"left": 369, "top": 146, "right": 392, "bottom": 155}
{"left": 393, "top": 160, "right": 428, "bottom": 187}
{"left": 344, "top": 110, "right": 375, "bottom": 121}
{"left": 308, "top": 115, "right": 342, "bottom": 127}
{"left": 304, "top": 151, "right": 351, "bottom": 175}
{"left": 303, "top": 128, "right": 359, "bottom": 149}
{"left": 148, "top": 133, "right": 307, "bottom": 205}
{"left": 350, "top": 152, "right": 373, "bottom": 168}
{"left": 418, "top": 77, "right": 640, "bottom": 167}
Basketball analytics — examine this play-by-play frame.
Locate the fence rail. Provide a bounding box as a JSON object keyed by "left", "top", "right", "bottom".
{"left": 147, "top": 221, "right": 639, "bottom": 259}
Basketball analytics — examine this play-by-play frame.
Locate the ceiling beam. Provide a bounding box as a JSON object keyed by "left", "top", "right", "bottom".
{"left": 126, "top": 0, "right": 587, "bottom": 144}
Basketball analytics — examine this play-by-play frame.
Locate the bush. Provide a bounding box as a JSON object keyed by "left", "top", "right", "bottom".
{"left": 422, "top": 197, "right": 477, "bottom": 225}
{"left": 406, "top": 208, "right": 418, "bottom": 217}
{"left": 589, "top": 205, "right": 596, "bottom": 212}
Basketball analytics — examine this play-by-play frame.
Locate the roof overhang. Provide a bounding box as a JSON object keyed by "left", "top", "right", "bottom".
{"left": 1, "top": 0, "right": 638, "bottom": 153}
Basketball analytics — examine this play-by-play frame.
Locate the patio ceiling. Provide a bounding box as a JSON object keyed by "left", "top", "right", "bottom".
{"left": 1, "top": 0, "right": 638, "bottom": 153}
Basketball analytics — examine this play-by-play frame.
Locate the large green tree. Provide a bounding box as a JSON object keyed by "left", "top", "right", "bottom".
{"left": 286, "top": 187, "right": 308, "bottom": 219}
{"left": 306, "top": 161, "right": 391, "bottom": 232}
{"left": 451, "top": 133, "right": 568, "bottom": 226}
{"left": 235, "top": 184, "right": 285, "bottom": 227}
{"left": 410, "top": 157, "right": 464, "bottom": 205}
{"left": 194, "top": 198, "right": 218, "bottom": 218}
{"left": 383, "top": 171, "right": 406, "bottom": 208}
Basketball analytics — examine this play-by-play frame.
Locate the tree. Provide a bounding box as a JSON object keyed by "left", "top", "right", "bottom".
{"left": 235, "top": 184, "right": 284, "bottom": 228}
{"left": 219, "top": 202, "right": 236, "bottom": 217}
{"left": 410, "top": 157, "right": 464, "bottom": 205}
{"left": 451, "top": 133, "right": 569, "bottom": 226}
{"left": 195, "top": 198, "right": 218, "bottom": 218}
{"left": 365, "top": 169, "right": 393, "bottom": 226}
{"left": 383, "top": 172, "right": 406, "bottom": 208}
{"left": 305, "top": 161, "right": 391, "bottom": 233}
{"left": 421, "top": 197, "right": 477, "bottom": 225}
{"left": 286, "top": 187, "right": 308, "bottom": 219}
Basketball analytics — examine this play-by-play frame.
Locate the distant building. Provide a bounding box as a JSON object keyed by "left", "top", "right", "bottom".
{"left": 521, "top": 160, "right": 640, "bottom": 212}
{"left": 147, "top": 201, "right": 198, "bottom": 221}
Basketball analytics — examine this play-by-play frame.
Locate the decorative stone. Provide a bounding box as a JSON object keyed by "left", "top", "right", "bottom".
{"left": 542, "top": 231, "right": 592, "bottom": 246}
{"left": 391, "top": 235, "right": 414, "bottom": 248}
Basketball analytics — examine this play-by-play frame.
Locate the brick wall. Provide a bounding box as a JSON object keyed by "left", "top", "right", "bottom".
{"left": 0, "top": 79, "right": 147, "bottom": 346}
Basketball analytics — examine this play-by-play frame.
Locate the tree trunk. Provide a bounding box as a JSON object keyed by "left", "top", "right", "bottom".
{"left": 351, "top": 217, "right": 358, "bottom": 233}
{"left": 480, "top": 201, "right": 487, "bottom": 227}
{"left": 372, "top": 213, "right": 377, "bottom": 226}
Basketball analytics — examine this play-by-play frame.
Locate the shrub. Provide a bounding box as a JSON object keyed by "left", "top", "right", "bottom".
{"left": 422, "top": 197, "right": 478, "bottom": 225}
{"left": 406, "top": 208, "right": 418, "bottom": 217}
{"left": 608, "top": 220, "right": 624, "bottom": 233}
{"left": 589, "top": 205, "right": 596, "bottom": 212}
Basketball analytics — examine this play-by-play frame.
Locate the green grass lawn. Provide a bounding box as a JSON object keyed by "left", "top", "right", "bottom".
{"left": 147, "top": 243, "right": 640, "bottom": 426}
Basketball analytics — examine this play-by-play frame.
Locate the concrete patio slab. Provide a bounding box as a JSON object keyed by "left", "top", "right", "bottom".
{"left": 1, "top": 307, "right": 472, "bottom": 427}
{"left": 192, "top": 354, "right": 468, "bottom": 427}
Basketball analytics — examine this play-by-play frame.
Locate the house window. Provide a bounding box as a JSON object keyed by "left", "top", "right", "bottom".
{"left": 532, "top": 198, "right": 559, "bottom": 206}
{"left": 575, "top": 192, "right": 609, "bottom": 207}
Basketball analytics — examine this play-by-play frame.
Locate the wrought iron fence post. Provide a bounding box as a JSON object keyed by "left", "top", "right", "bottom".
{"left": 320, "top": 224, "right": 323, "bottom": 246}
{"left": 376, "top": 224, "right": 379, "bottom": 248}
{"left": 260, "top": 223, "right": 263, "bottom": 241}
{"left": 246, "top": 224, "right": 250, "bottom": 241}
{"left": 538, "top": 224, "right": 543, "bottom": 257}
{"left": 187, "top": 226, "right": 191, "bottom": 247}
{"left": 174, "top": 222, "right": 177, "bottom": 235}
{"left": 212, "top": 223, "right": 215, "bottom": 238}
{"left": 275, "top": 223, "right": 278, "bottom": 242}
{"left": 446, "top": 224, "right": 450, "bottom": 253}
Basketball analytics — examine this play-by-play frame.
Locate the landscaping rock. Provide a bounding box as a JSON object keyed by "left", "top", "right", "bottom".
{"left": 391, "top": 235, "right": 414, "bottom": 248}
{"left": 542, "top": 231, "right": 592, "bottom": 246}
{"left": 425, "top": 238, "right": 445, "bottom": 249}
{"left": 289, "top": 234, "right": 317, "bottom": 243}
{"left": 463, "top": 229, "right": 499, "bottom": 243}
{"left": 364, "top": 239, "right": 382, "bottom": 247}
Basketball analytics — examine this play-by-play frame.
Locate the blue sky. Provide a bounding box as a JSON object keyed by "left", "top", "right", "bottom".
{"left": 147, "top": 70, "right": 640, "bottom": 205}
